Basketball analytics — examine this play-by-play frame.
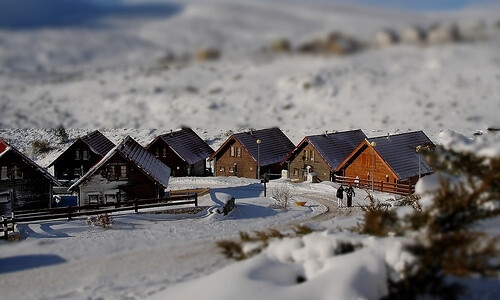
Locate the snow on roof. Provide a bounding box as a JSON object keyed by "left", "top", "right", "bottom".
{"left": 70, "top": 136, "right": 171, "bottom": 191}
{"left": 152, "top": 128, "right": 214, "bottom": 165}
{"left": 0, "top": 138, "right": 61, "bottom": 185}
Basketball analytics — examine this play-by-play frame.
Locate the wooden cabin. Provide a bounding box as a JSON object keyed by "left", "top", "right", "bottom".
{"left": 69, "top": 136, "right": 171, "bottom": 206}
{"left": 0, "top": 138, "right": 61, "bottom": 215}
{"left": 335, "top": 131, "right": 434, "bottom": 194}
{"left": 146, "top": 127, "right": 214, "bottom": 177}
{"left": 282, "top": 130, "right": 367, "bottom": 182}
{"left": 209, "top": 128, "right": 295, "bottom": 179}
{"left": 49, "top": 130, "right": 115, "bottom": 182}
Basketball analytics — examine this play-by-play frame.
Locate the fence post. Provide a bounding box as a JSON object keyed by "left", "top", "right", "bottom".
{"left": 1, "top": 216, "right": 4, "bottom": 240}
{"left": 194, "top": 193, "right": 198, "bottom": 207}
{"left": 67, "top": 206, "right": 72, "bottom": 221}
{"left": 134, "top": 199, "right": 138, "bottom": 214}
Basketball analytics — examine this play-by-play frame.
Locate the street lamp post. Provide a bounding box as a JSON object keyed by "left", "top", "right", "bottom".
{"left": 256, "top": 139, "right": 261, "bottom": 179}
{"left": 416, "top": 145, "right": 422, "bottom": 179}
{"left": 370, "top": 141, "right": 377, "bottom": 192}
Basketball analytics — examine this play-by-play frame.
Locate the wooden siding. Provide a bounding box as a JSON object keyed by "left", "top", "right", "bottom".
{"left": 214, "top": 139, "right": 283, "bottom": 179}
{"left": 53, "top": 140, "right": 104, "bottom": 181}
{"left": 78, "top": 153, "right": 161, "bottom": 206}
{"left": 288, "top": 143, "right": 333, "bottom": 182}
{"left": 215, "top": 140, "right": 257, "bottom": 178}
{"left": 147, "top": 140, "right": 207, "bottom": 177}
{"left": 0, "top": 151, "right": 52, "bottom": 214}
{"left": 342, "top": 145, "right": 399, "bottom": 187}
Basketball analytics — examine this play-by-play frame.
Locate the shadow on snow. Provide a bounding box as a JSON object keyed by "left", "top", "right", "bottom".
{"left": 0, "top": 254, "right": 66, "bottom": 274}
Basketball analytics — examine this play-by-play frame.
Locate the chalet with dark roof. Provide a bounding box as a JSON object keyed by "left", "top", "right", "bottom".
{"left": 49, "top": 130, "right": 115, "bottom": 182}
{"left": 69, "top": 136, "right": 171, "bottom": 206}
{"left": 336, "top": 131, "right": 434, "bottom": 193}
{"left": 282, "top": 130, "right": 367, "bottom": 182}
{"left": 209, "top": 128, "right": 295, "bottom": 179}
{"left": 146, "top": 128, "right": 214, "bottom": 177}
{"left": 0, "top": 138, "right": 61, "bottom": 215}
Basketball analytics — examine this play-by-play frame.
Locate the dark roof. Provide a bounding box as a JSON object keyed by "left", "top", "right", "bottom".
{"left": 70, "top": 136, "right": 171, "bottom": 191}
{"left": 306, "top": 130, "right": 367, "bottom": 170}
{"left": 151, "top": 128, "right": 214, "bottom": 165}
{"left": 48, "top": 130, "right": 115, "bottom": 167}
{"left": 80, "top": 130, "right": 115, "bottom": 157}
{"left": 0, "top": 138, "right": 61, "bottom": 186}
{"left": 368, "top": 131, "right": 433, "bottom": 179}
{"left": 232, "top": 128, "right": 295, "bottom": 166}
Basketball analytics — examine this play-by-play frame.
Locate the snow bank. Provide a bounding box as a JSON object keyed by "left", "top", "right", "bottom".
{"left": 149, "top": 232, "right": 416, "bottom": 300}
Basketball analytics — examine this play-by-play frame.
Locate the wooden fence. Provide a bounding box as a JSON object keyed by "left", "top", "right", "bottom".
{"left": 334, "top": 175, "right": 414, "bottom": 195}
{"left": 168, "top": 188, "right": 210, "bottom": 197}
{"left": 9, "top": 193, "right": 200, "bottom": 224}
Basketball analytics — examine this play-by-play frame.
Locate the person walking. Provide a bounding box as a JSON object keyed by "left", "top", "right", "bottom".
{"left": 336, "top": 185, "right": 344, "bottom": 208}
{"left": 346, "top": 184, "right": 355, "bottom": 207}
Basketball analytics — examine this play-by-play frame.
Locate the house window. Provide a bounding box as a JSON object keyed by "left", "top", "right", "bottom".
{"left": 219, "top": 166, "right": 225, "bottom": 172}
{"left": 75, "top": 149, "right": 81, "bottom": 160}
{"left": 0, "top": 191, "right": 10, "bottom": 204}
{"left": 88, "top": 193, "right": 99, "bottom": 204}
{"left": 236, "top": 147, "right": 242, "bottom": 158}
{"left": 1, "top": 166, "right": 8, "bottom": 180}
{"left": 119, "top": 165, "right": 127, "bottom": 179}
{"left": 74, "top": 168, "right": 81, "bottom": 176}
{"left": 107, "top": 165, "right": 117, "bottom": 180}
{"left": 303, "top": 150, "right": 308, "bottom": 161}
{"left": 105, "top": 193, "right": 117, "bottom": 203}
{"left": 293, "top": 168, "right": 299, "bottom": 176}
{"left": 162, "top": 147, "right": 167, "bottom": 158}
{"left": 386, "top": 175, "right": 390, "bottom": 182}
{"left": 230, "top": 146, "right": 235, "bottom": 157}
{"left": 13, "top": 165, "right": 23, "bottom": 179}
{"left": 310, "top": 150, "right": 315, "bottom": 162}
{"left": 155, "top": 148, "right": 159, "bottom": 157}
{"left": 229, "top": 166, "right": 234, "bottom": 173}
{"left": 82, "top": 149, "right": 90, "bottom": 160}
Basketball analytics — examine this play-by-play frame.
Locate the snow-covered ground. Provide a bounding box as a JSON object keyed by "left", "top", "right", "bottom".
{"left": 0, "top": 177, "right": 371, "bottom": 299}
{"left": 0, "top": 0, "right": 499, "bottom": 299}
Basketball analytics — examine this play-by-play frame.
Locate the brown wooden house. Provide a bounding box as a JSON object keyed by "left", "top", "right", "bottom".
{"left": 49, "top": 130, "right": 115, "bottom": 182}
{"left": 209, "top": 128, "right": 295, "bottom": 179}
{"left": 69, "top": 136, "right": 171, "bottom": 206}
{"left": 146, "top": 127, "right": 214, "bottom": 177}
{"left": 0, "top": 138, "right": 61, "bottom": 215}
{"left": 282, "top": 130, "right": 367, "bottom": 182}
{"left": 335, "top": 131, "right": 434, "bottom": 193}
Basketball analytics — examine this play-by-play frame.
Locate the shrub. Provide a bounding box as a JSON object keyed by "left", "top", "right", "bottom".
{"left": 31, "top": 139, "right": 53, "bottom": 155}
{"left": 55, "top": 125, "right": 69, "bottom": 143}
{"left": 217, "top": 226, "right": 315, "bottom": 260}
{"left": 86, "top": 213, "right": 114, "bottom": 228}
{"left": 270, "top": 184, "right": 292, "bottom": 209}
{"left": 360, "top": 192, "right": 399, "bottom": 237}
{"left": 384, "top": 146, "right": 500, "bottom": 299}
{"left": 196, "top": 47, "right": 220, "bottom": 61}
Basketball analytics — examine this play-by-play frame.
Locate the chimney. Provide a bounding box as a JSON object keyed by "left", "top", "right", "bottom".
{"left": 386, "top": 133, "right": 390, "bottom": 139}
{"left": 324, "top": 130, "right": 328, "bottom": 137}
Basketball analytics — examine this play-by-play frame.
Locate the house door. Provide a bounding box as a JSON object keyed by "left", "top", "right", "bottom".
{"left": 0, "top": 190, "right": 13, "bottom": 216}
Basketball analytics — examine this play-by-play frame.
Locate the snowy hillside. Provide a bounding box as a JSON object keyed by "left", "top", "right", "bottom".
{"left": 0, "top": 0, "right": 499, "bottom": 138}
